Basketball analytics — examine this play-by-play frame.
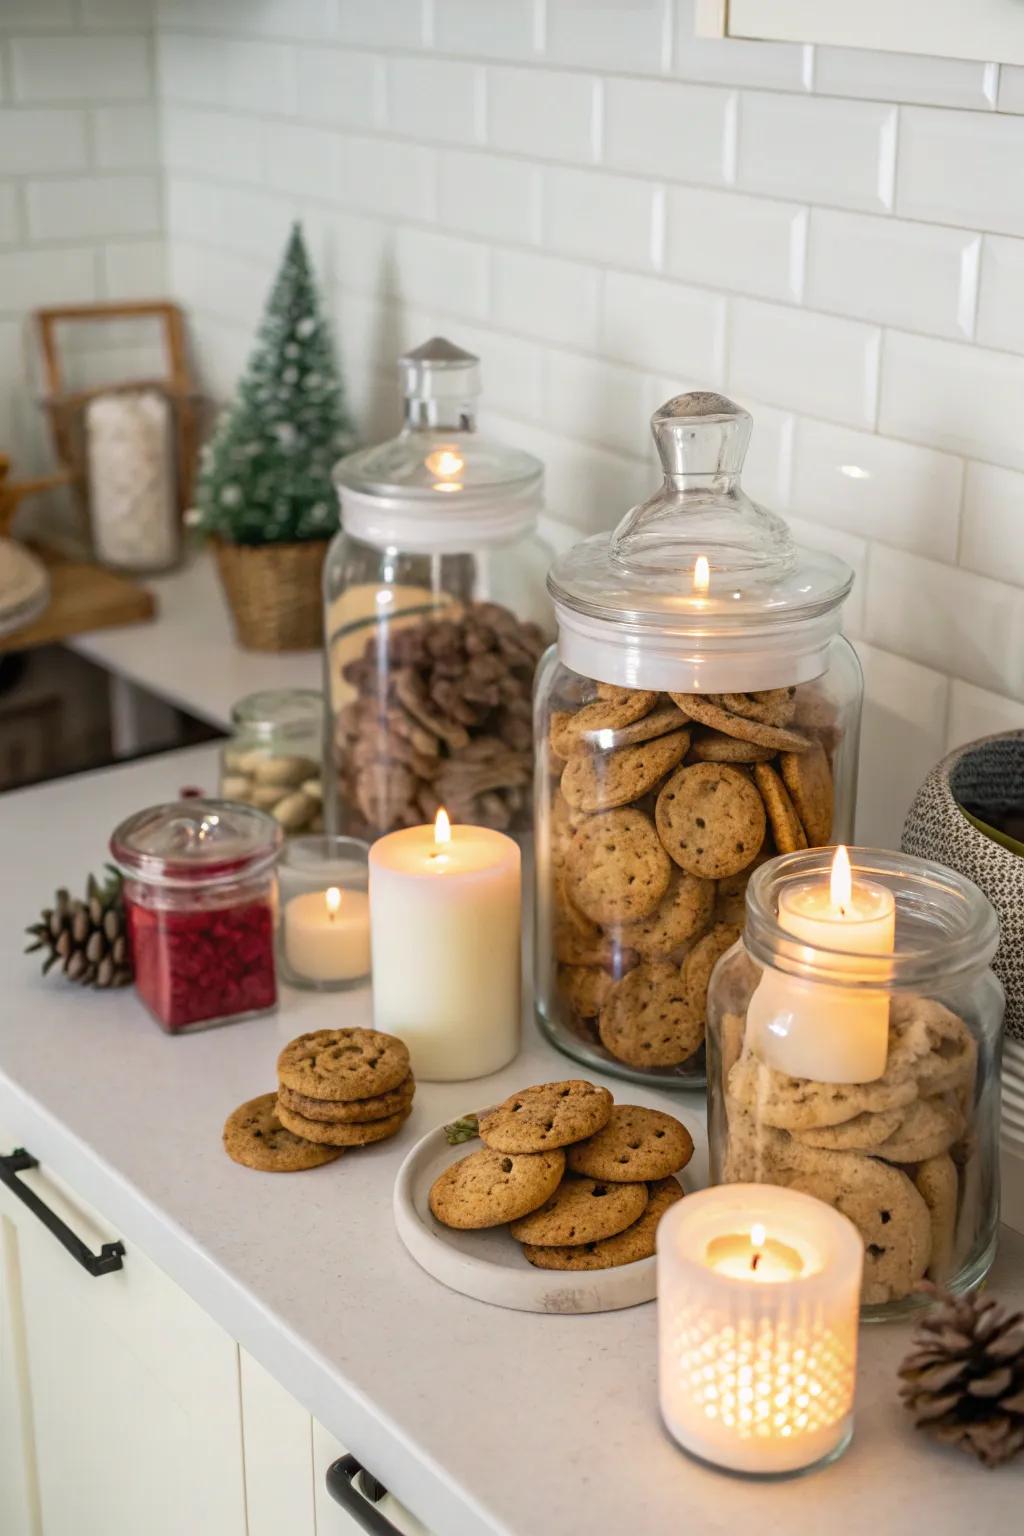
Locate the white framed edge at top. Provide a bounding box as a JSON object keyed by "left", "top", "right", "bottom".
{"left": 697, "top": 0, "right": 1024, "bottom": 67}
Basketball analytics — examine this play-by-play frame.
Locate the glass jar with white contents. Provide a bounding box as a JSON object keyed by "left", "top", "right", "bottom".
{"left": 219, "top": 689, "right": 324, "bottom": 836}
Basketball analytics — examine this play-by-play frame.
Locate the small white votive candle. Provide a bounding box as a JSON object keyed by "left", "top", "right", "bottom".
{"left": 658, "top": 1185, "right": 862, "bottom": 1477}
{"left": 284, "top": 886, "right": 371, "bottom": 985}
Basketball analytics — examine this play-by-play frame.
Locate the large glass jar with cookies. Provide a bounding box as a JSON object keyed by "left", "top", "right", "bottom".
{"left": 706, "top": 847, "right": 1003, "bottom": 1319}
{"left": 324, "top": 337, "right": 552, "bottom": 842}
{"left": 534, "top": 391, "right": 862, "bottom": 1087}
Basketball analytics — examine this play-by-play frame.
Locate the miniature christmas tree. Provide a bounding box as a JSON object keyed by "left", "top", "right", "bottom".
{"left": 195, "top": 223, "right": 355, "bottom": 545}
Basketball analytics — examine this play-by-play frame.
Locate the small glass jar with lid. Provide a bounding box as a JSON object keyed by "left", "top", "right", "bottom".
{"left": 324, "top": 337, "right": 552, "bottom": 841}
{"left": 707, "top": 847, "right": 1003, "bottom": 1318}
{"left": 110, "top": 799, "right": 281, "bottom": 1033}
{"left": 534, "top": 391, "right": 863, "bottom": 1088}
{"left": 220, "top": 689, "right": 324, "bottom": 836}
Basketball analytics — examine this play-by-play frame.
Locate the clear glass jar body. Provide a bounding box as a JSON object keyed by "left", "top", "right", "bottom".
{"left": 277, "top": 834, "right": 370, "bottom": 992}
{"left": 220, "top": 689, "right": 324, "bottom": 837}
{"left": 534, "top": 635, "right": 863, "bottom": 1087}
{"left": 707, "top": 848, "right": 1003, "bottom": 1319}
{"left": 86, "top": 389, "right": 182, "bottom": 575}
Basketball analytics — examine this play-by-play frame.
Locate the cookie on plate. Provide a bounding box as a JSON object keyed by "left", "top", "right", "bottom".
{"left": 276, "top": 1101, "right": 410, "bottom": 1146}
{"left": 478, "top": 1080, "right": 613, "bottom": 1153}
{"left": 429, "top": 1147, "right": 566, "bottom": 1230}
{"left": 598, "top": 961, "right": 704, "bottom": 1068}
{"left": 655, "top": 762, "right": 767, "bottom": 880}
{"left": 223, "top": 1092, "right": 343, "bottom": 1172}
{"left": 509, "top": 1175, "right": 648, "bottom": 1245}
{"left": 278, "top": 1028, "right": 411, "bottom": 1102}
{"left": 277, "top": 1075, "right": 415, "bottom": 1124}
{"left": 566, "top": 807, "right": 671, "bottom": 925}
{"left": 522, "top": 1177, "right": 684, "bottom": 1270}
{"left": 567, "top": 1104, "right": 694, "bottom": 1182}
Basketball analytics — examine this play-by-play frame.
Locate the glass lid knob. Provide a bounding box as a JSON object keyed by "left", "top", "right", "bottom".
{"left": 399, "top": 337, "right": 481, "bottom": 403}
{"left": 652, "top": 391, "right": 753, "bottom": 480}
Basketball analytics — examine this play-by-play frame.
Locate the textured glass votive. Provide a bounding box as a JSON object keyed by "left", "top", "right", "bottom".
{"left": 657, "top": 1185, "right": 862, "bottom": 1477}
{"left": 277, "top": 836, "right": 371, "bottom": 991}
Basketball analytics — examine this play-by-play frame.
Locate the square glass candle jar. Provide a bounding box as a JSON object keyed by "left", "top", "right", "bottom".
{"left": 277, "top": 835, "right": 371, "bottom": 991}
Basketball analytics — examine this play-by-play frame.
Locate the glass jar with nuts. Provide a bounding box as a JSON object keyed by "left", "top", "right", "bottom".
{"left": 220, "top": 689, "right": 324, "bottom": 836}
{"left": 534, "top": 392, "right": 864, "bottom": 1089}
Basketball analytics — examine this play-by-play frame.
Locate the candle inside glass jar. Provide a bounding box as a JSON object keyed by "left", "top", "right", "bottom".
{"left": 283, "top": 884, "right": 371, "bottom": 984}
{"left": 705, "top": 1223, "right": 807, "bottom": 1282}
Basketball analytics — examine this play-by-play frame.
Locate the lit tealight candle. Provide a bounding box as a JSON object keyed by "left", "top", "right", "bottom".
{"left": 747, "top": 846, "right": 896, "bottom": 1082}
{"left": 283, "top": 884, "right": 371, "bottom": 985}
{"left": 658, "top": 1185, "right": 862, "bottom": 1477}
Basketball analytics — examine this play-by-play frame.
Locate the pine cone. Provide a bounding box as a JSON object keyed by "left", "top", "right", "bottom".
{"left": 899, "top": 1287, "right": 1024, "bottom": 1467}
{"left": 25, "top": 867, "right": 132, "bottom": 989}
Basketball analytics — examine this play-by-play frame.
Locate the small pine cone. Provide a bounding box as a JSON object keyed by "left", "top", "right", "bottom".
{"left": 25, "top": 869, "right": 131, "bottom": 989}
{"left": 899, "top": 1287, "right": 1024, "bottom": 1468}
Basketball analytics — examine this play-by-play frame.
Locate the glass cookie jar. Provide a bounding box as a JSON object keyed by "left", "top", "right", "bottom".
{"left": 220, "top": 689, "right": 324, "bottom": 836}
{"left": 324, "top": 337, "right": 552, "bottom": 841}
{"left": 707, "top": 848, "right": 1003, "bottom": 1319}
{"left": 535, "top": 391, "right": 863, "bottom": 1088}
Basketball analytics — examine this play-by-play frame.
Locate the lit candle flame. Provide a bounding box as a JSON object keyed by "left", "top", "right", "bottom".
{"left": 751, "top": 1222, "right": 766, "bottom": 1249}
{"left": 425, "top": 448, "right": 464, "bottom": 479}
{"left": 325, "top": 886, "right": 341, "bottom": 920}
{"left": 693, "top": 554, "right": 710, "bottom": 594}
{"left": 434, "top": 807, "right": 452, "bottom": 846}
{"left": 830, "top": 845, "right": 852, "bottom": 914}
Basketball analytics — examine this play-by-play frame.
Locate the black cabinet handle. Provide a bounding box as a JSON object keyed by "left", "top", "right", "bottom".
{"left": 326, "top": 1455, "right": 404, "bottom": 1536}
{"left": 0, "top": 1149, "right": 125, "bottom": 1277}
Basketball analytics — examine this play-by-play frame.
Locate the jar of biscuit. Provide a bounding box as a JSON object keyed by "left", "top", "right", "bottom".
{"left": 535, "top": 391, "right": 862, "bottom": 1087}
{"left": 220, "top": 689, "right": 324, "bottom": 836}
{"left": 707, "top": 847, "right": 1003, "bottom": 1318}
{"left": 324, "top": 337, "right": 552, "bottom": 841}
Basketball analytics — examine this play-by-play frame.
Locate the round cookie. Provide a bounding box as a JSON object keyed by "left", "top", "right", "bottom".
{"left": 278, "top": 1028, "right": 411, "bottom": 1102}
{"left": 548, "top": 710, "right": 579, "bottom": 760}
{"left": 509, "top": 1175, "right": 649, "bottom": 1245}
{"left": 554, "top": 924, "right": 635, "bottom": 969}
{"left": 478, "top": 1079, "right": 613, "bottom": 1153}
{"left": 871, "top": 1095, "right": 964, "bottom": 1163}
{"left": 223, "top": 1093, "right": 343, "bottom": 1172}
{"left": 779, "top": 743, "right": 833, "bottom": 845}
{"left": 567, "top": 1104, "right": 694, "bottom": 1182}
{"left": 522, "top": 1176, "right": 684, "bottom": 1270}
{"left": 688, "top": 730, "right": 776, "bottom": 764}
{"left": 553, "top": 866, "right": 601, "bottom": 941}
{"left": 914, "top": 1154, "right": 958, "bottom": 1280}
{"left": 576, "top": 701, "right": 690, "bottom": 751}
{"left": 656, "top": 763, "right": 767, "bottom": 880}
{"left": 276, "top": 1101, "right": 409, "bottom": 1146}
{"left": 614, "top": 868, "right": 715, "bottom": 959}
{"left": 557, "top": 964, "right": 616, "bottom": 1019}
{"left": 428, "top": 1146, "right": 566, "bottom": 1230}
{"left": 727, "top": 1049, "right": 919, "bottom": 1131}
{"left": 598, "top": 961, "right": 704, "bottom": 1068}
{"left": 277, "top": 1076, "right": 415, "bottom": 1124}
{"left": 561, "top": 729, "right": 690, "bottom": 813}
{"left": 717, "top": 688, "right": 797, "bottom": 726}
{"left": 566, "top": 808, "right": 671, "bottom": 925}
{"left": 552, "top": 688, "right": 659, "bottom": 754}
{"left": 670, "top": 693, "right": 813, "bottom": 753}
{"left": 753, "top": 761, "right": 808, "bottom": 854}
{"left": 889, "top": 995, "right": 977, "bottom": 1097}
{"left": 682, "top": 922, "right": 741, "bottom": 1023}
{"left": 791, "top": 1105, "right": 905, "bottom": 1152}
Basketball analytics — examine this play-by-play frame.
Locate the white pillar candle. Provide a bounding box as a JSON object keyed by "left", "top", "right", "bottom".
{"left": 658, "top": 1185, "right": 862, "bottom": 1477}
{"left": 368, "top": 811, "right": 521, "bottom": 1081}
{"left": 747, "top": 846, "right": 896, "bottom": 1082}
{"left": 283, "top": 886, "right": 370, "bottom": 984}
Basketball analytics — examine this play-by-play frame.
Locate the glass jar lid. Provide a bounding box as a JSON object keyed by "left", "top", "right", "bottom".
{"left": 110, "top": 799, "right": 283, "bottom": 888}
{"left": 333, "top": 337, "right": 544, "bottom": 551}
{"left": 230, "top": 688, "right": 323, "bottom": 745}
{"left": 548, "top": 392, "right": 854, "bottom": 690}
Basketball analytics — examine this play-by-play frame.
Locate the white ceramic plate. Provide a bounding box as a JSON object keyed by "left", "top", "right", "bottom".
{"left": 393, "top": 1088, "right": 708, "bottom": 1315}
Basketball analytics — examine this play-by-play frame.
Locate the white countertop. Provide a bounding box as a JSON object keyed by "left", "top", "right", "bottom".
{"left": 1, "top": 743, "right": 1022, "bottom": 1536}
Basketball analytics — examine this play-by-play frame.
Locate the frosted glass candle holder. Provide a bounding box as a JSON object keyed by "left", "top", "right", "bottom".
{"left": 277, "top": 836, "right": 371, "bottom": 992}
{"left": 657, "top": 1184, "right": 862, "bottom": 1478}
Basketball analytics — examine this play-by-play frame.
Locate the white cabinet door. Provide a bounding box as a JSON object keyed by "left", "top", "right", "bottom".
{"left": 0, "top": 1204, "right": 41, "bottom": 1536}
{"left": 313, "top": 1420, "right": 433, "bottom": 1536}
{"left": 0, "top": 1144, "right": 247, "bottom": 1536}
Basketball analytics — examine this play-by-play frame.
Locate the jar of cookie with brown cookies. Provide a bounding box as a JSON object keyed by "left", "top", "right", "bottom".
{"left": 707, "top": 847, "right": 1003, "bottom": 1318}
{"left": 534, "top": 391, "right": 862, "bottom": 1087}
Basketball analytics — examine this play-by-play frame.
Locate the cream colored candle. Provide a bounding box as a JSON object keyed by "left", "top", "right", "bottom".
{"left": 368, "top": 811, "right": 521, "bottom": 1081}
{"left": 747, "top": 846, "right": 896, "bottom": 1082}
{"left": 283, "top": 886, "right": 370, "bottom": 984}
{"left": 658, "top": 1185, "right": 862, "bottom": 1476}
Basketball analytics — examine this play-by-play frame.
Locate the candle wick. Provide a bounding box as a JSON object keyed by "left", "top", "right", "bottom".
{"left": 751, "top": 1252, "right": 761, "bottom": 1272}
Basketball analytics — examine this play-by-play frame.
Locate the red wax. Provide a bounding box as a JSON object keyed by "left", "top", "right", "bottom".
{"left": 125, "top": 895, "right": 276, "bottom": 1031}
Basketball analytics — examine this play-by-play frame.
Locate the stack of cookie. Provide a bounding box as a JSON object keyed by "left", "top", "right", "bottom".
{"left": 429, "top": 1079, "right": 693, "bottom": 1270}
{"left": 223, "top": 1027, "right": 414, "bottom": 1172}
{"left": 546, "top": 681, "right": 837, "bottom": 1075}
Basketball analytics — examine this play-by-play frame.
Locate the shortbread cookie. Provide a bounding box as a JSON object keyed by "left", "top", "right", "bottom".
{"left": 779, "top": 743, "right": 833, "bottom": 845}
{"left": 598, "top": 961, "right": 704, "bottom": 1068}
{"left": 553, "top": 866, "right": 601, "bottom": 940}
{"left": 753, "top": 762, "right": 808, "bottom": 854}
{"left": 561, "top": 729, "right": 690, "bottom": 813}
{"left": 223, "top": 1093, "right": 343, "bottom": 1172}
{"left": 478, "top": 1079, "right": 613, "bottom": 1153}
{"left": 278, "top": 1028, "right": 411, "bottom": 1102}
{"left": 915, "top": 1154, "right": 958, "bottom": 1280}
{"left": 576, "top": 700, "right": 690, "bottom": 751}
{"left": 791, "top": 1105, "right": 904, "bottom": 1152}
{"left": 670, "top": 693, "right": 813, "bottom": 753}
{"left": 553, "top": 688, "right": 659, "bottom": 755}
{"left": 713, "top": 844, "right": 771, "bottom": 926}
{"left": 688, "top": 730, "right": 777, "bottom": 764}
{"left": 276, "top": 1101, "right": 409, "bottom": 1146}
{"left": 428, "top": 1147, "right": 566, "bottom": 1229}
{"left": 656, "top": 763, "right": 767, "bottom": 880}
{"left": 615, "top": 868, "right": 715, "bottom": 959}
{"left": 720, "top": 1108, "right": 810, "bottom": 1184}
{"left": 522, "top": 1176, "right": 683, "bottom": 1269}
{"left": 682, "top": 922, "right": 741, "bottom": 1023}
{"left": 554, "top": 925, "right": 636, "bottom": 969}
{"left": 727, "top": 1049, "right": 919, "bottom": 1131}
{"left": 566, "top": 808, "right": 671, "bottom": 925}
{"left": 278, "top": 1075, "right": 415, "bottom": 1124}
{"left": 889, "top": 996, "right": 977, "bottom": 1097}
{"left": 717, "top": 688, "right": 797, "bottom": 727}
{"left": 557, "top": 964, "right": 616, "bottom": 1019}
{"left": 509, "top": 1175, "right": 648, "bottom": 1245}
{"left": 872, "top": 1095, "right": 964, "bottom": 1163}
{"left": 567, "top": 1104, "right": 694, "bottom": 1182}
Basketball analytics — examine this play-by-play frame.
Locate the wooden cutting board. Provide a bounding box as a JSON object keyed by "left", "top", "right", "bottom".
{"left": 0, "top": 552, "right": 155, "bottom": 654}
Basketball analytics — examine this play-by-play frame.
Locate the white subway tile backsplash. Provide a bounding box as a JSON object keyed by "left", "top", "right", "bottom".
{"left": 0, "top": 186, "right": 20, "bottom": 244}
{"left": 976, "top": 236, "right": 1024, "bottom": 355}
{"left": 730, "top": 299, "right": 880, "bottom": 430}
{"left": 433, "top": 0, "right": 536, "bottom": 59}
{"left": 266, "top": 120, "right": 344, "bottom": 198}
{"left": 389, "top": 56, "right": 483, "bottom": 145}
{"left": 293, "top": 48, "right": 384, "bottom": 129}
{"left": 438, "top": 150, "right": 540, "bottom": 245}
{"left": 805, "top": 209, "right": 979, "bottom": 340}
{"left": 338, "top": 135, "right": 437, "bottom": 220}
{"left": 602, "top": 270, "right": 724, "bottom": 378}
{"left": 960, "top": 460, "right": 1024, "bottom": 587}
{"left": 27, "top": 174, "right": 162, "bottom": 241}
{"left": 307, "top": 208, "right": 391, "bottom": 293}
{"left": 898, "top": 108, "right": 1024, "bottom": 239}
{"left": 999, "top": 66, "right": 1024, "bottom": 114}
{"left": 0, "top": 1, "right": 74, "bottom": 25}
{"left": 855, "top": 641, "right": 950, "bottom": 848}
{"left": 880, "top": 331, "right": 1024, "bottom": 471}
{"left": 487, "top": 65, "right": 597, "bottom": 164}
{"left": 738, "top": 93, "right": 896, "bottom": 213}
{"left": 10, "top": 33, "right": 150, "bottom": 101}
{"left": 720, "top": 395, "right": 793, "bottom": 508}
{"left": 542, "top": 166, "right": 658, "bottom": 270}
{"left": 484, "top": 410, "right": 653, "bottom": 532}
{"left": 665, "top": 186, "right": 805, "bottom": 302}
{"left": 335, "top": 0, "right": 424, "bottom": 48}
{"left": 0, "top": 107, "right": 88, "bottom": 173}
{"left": 603, "top": 77, "right": 734, "bottom": 186}
{"left": 102, "top": 239, "right": 167, "bottom": 297}
{"left": 93, "top": 105, "right": 161, "bottom": 168}
{"left": 814, "top": 47, "right": 996, "bottom": 111}
{"left": 492, "top": 248, "right": 601, "bottom": 351}
{"left": 79, "top": 0, "right": 155, "bottom": 24}
{"left": 544, "top": 0, "right": 670, "bottom": 76}
{"left": 790, "top": 417, "right": 962, "bottom": 562}
{"left": 158, "top": 33, "right": 294, "bottom": 114}
{"left": 162, "top": 106, "right": 265, "bottom": 183}
{"left": 166, "top": 177, "right": 296, "bottom": 261}
{"left": 946, "top": 680, "right": 1024, "bottom": 751}
{"left": 674, "top": 0, "right": 808, "bottom": 91}
{"left": 393, "top": 226, "right": 488, "bottom": 318}
{"left": 786, "top": 513, "right": 866, "bottom": 636}
{"left": 437, "top": 321, "right": 543, "bottom": 420}
{"left": 543, "top": 350, "right": 655, "bottom": 458}
{"left": 169, "top": 239, "right": 268, "bottom": 328}
{"left": 0, "top": 245, "right": 96, "bottom": 313}
{"left": 159, "top": 0, "right": 336, "bottom": 40}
